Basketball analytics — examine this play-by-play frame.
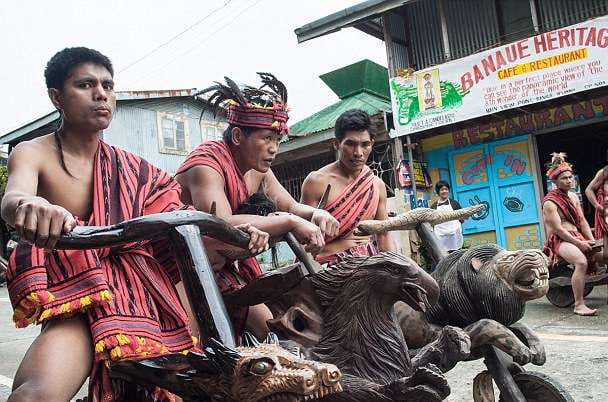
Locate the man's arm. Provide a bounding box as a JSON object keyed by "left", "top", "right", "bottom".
{"left": 266, "top": 169, "right": 339, "bottom": 239}
{"left": 300, "top": 171, "right": 325, "bottom": 207}
{"left": 585, "top": 168, "right": 605, "bottom": 210}
{"left": 543, "top": 201, "right": 592, "bottom": 252}
{"left": 176, "top": 166, "right": 325, "bottom": 254}
{"left": 1, "top": 142, "right": 75, "bottom": 249}
{"left": 374, "top": 179, "right": 397, "bottom": 252}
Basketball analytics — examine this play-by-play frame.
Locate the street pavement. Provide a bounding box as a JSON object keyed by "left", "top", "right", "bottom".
{"left": 445, "top": 287, "right": 608, "bottom": 401}
{"left": 2, "top": 285, "right": 608, "bottom": 401}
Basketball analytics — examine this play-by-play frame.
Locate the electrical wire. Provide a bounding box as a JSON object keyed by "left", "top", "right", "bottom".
{"left": 117, "top": 0, "right": 234, "bottom": 74}
{"left": 124, "top": 0, "right": 263, "bottom": 87}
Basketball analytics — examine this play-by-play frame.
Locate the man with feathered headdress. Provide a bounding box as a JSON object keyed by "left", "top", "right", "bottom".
{"left": 542, "top": 152, "right": 599, "bottom": 316}
{"left": 175, "top": 73, "right": 339, "bottom": 340}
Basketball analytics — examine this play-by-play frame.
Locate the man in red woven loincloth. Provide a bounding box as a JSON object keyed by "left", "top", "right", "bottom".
{"left": 584, "top": 152, "right": 608, "bottom": 242}
{"left": 542, "top": 152, "right": 599, "bottom": 316}
{"left": 175, "top": 74, "right": 339, "bottom": 340}
{"left": 300, "top": 109, "right": 396, "bottom": 266}
{"left": 1, "top": 48, "right": 266, "bottom": 402}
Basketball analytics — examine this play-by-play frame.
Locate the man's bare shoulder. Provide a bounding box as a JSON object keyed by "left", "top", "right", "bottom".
{"left": 307, "top": 169, "right": 328, "bottom": 181}
{"left": 303, "top": 168, "right": 331, "bottom": 186}
{"left": 11, "top": 134, "right": 55, "bottom": 161}
{"left": 542, "top": 199, "right": 558, "bottom": 212}
{"left": 372, "top": 175, "right": 386, "bottom": 190}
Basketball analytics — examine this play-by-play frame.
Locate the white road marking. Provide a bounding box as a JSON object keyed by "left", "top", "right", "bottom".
{"left": 0, "top": 298, "right": 9, "bottom": 302}
{"left": 537, "top": 332, "right": 608, "bottom": 343}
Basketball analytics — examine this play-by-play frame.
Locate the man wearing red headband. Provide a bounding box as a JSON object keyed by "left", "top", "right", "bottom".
{"left": 542, "top": 153, "right": 598, "bottom": 316}
{"left": 175, "top": 74, "right": 339, "bottom": 338}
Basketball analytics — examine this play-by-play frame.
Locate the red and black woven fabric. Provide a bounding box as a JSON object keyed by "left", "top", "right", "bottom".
{"left": 7, "top": 140, "right": 193, "bottom": 402}
{"left": 226, "top": 103, "right": 289, "bottom": 134}
{"left": 176, "top": 140, "right": 263, "bottom": 289}
{"left": 323, "top": 166, "right": 379, "bottom": 240}
{"left": 594, "top": 186, "right": 608, "bottom": 240}
{"left": 542, "top": 188, "right": 584, "bottom": 266}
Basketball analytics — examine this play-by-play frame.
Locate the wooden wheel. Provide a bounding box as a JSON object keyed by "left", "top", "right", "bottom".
{"left": 546, "top": 286, "right": 575, "bottom": 307}
{"left": 547, "top": 263, "right": 595, "bottom": 307}
{"left": 546, "top": 285, "right": 594, "bottom": 307}
{"left": 499, "top": 371, "right": 574, "bottom": 402}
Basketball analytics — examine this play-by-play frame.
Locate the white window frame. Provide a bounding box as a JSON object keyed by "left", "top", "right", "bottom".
{"left": 200, "top": 119, "right": 228, "bottom": 142}
{"left": 157, "top": 112, "right": 190, "bottom": 155}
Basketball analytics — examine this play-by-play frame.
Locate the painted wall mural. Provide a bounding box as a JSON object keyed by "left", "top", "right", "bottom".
{"left": 453, "top": 149, "right": 491, "bottom": 187}
{"left": 463, "top": 231, "right": 497, "bottom": 248}
{"left": 503, "top": 197, "right": 524, "bottom": 212}
{"left": 495, "top": 141, "right": 532, "bottom": 179}
{"left": 449, "top": 137, "right": 542, "bottom": 249}
{"left": 506, "top": 224, "right": 542, "bottom": 249}
{"left": 468, "top": 195, "right": 491, "bottom": 220}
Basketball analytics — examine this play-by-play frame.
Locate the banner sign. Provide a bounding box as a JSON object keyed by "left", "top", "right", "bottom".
{"left": 389, "top": 15, "right": 608, "bottom": 137}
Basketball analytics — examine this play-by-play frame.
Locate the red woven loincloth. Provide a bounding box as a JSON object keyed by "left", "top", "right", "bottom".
{"left": 177, "top": 140, "right": 263, "bottom": 336}
{"left": 542, "top": 189, "right": 588, "bottom": 268}
{"left": 594, "top": 187, "right": 608, "bottom": 240}
{"left": 314, "top": 166, "right": 379, "bottom": 265}
{"left": 7, "top": 141, "right": 194, "bottom": 402}
{"left": 316, "top": 242, "right": 378, "bottom": 267}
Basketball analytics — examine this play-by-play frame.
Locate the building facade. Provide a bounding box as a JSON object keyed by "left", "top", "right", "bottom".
{"left": 1, "top": 89, "right": 226, "bottom": 174}
{"left": 296, "top": 0, "right": 608, "bottom": 250}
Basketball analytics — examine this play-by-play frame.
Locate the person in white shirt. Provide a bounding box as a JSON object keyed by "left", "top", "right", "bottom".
{"left": 430, "top": 180, "right": 464, "bottom": 251}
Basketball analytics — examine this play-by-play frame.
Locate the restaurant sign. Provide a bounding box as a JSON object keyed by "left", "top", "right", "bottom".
{"left": 389, "top": 15, "right": 608, "bottom": 136}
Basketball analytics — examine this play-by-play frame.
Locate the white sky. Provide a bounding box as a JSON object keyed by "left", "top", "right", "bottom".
{"left": 0, "top": 0, "right": 386, "bottom": 135}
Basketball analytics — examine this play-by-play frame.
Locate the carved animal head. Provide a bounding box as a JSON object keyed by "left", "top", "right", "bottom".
{"left": 315, "top": 252, "right": 439, "bottom": 312}
{"left": 195, "top": 335, "right": 342, "bottom": 402}
{"left": 492, "top": 248, "right": 549, "bottom": 301}
{"left": 428, "top": 244, "right": 549, "bottom": 327}
{"left": 110, "top": 335, "right": 341, "bottom": 402}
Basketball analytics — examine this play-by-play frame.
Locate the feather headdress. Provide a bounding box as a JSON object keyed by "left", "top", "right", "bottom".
{"left": 546, "top": 152, "right": 573, "bottom": 180}
{"left": 195, "top": 73, "right": 289, "bottom": 134}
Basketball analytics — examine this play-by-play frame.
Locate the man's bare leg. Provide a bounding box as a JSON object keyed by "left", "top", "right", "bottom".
{"left": 558, "top": 242, "right": 597, "bottom": 316}
{"left": 246, "top": 304, "right": 272, "bottom": 340}
{"left": 8, "top": 315, "right": 93, "bottom": 402}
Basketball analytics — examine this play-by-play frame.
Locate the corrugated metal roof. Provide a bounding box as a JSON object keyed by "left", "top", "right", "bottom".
{"left": 289, "top": 92, "right": 391, "bottom": 136}
{"left": 294, "top": 0, "right": 418, "bottom": 43}
{"left": 1, "top": 89, "right": 209, "bottom": 144}
{"left": 116, "top": 88, "right": 198, "bottom": 100}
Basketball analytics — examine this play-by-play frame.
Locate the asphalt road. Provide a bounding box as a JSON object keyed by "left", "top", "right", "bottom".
{"left": 445, "top": 287, "right": 608, "bottom": 401}
{"left": 2, "top": 285, "right": 608, "bottom": 401}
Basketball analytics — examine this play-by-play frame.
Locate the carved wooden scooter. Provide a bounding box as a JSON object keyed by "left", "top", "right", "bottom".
{"left": 55, "top": 210, "right": 342, "bottom": 402}
{"left": 355, "top": 205, "right": 574, "bottom": 402}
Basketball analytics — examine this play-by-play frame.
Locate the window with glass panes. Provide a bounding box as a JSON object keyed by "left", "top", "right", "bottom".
{"left": 157, "top": 113, "right": 189, "bottom": 154}
{"left": 161, "top": 117, "right": 186, "bottom": 150}
{"left": 200, "top": 120, "right": 227, "bottom": 141}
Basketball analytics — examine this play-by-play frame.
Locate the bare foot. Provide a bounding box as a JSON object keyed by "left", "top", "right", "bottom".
{"left": 574, "top": 306, "right": 598, "bottom": 316}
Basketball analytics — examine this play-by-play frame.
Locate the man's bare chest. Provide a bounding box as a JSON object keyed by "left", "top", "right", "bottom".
{"left": 38, "top": 168, "right": 94, "bottom": 219}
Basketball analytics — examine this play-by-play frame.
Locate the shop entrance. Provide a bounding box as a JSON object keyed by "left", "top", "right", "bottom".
{"left": 448, "top": 136, "right": 541, "bottom": 250}
{"left": 535, "top": 120, "right": 608, "bottom": 226}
